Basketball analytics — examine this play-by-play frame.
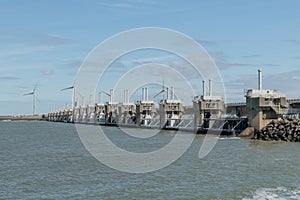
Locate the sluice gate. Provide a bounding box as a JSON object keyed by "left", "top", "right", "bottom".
{"left": 198, "top": 117, "right": 249, "bottom": 134}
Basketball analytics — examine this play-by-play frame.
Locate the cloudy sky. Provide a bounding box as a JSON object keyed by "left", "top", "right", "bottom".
{"left": 1, "top": 0, "right": 300, "bottom": 115}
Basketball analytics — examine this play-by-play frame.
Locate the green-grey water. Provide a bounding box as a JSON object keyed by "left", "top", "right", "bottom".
{"left": 0, "top": 121, "right": 299, "bottom": 199}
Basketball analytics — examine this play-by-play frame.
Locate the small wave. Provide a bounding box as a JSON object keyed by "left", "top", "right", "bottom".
{"left": 243, "top": 187, "right": 300, "bottom": 200}
{"left": 218, "top": 136, "right": 241, "bottom": 140}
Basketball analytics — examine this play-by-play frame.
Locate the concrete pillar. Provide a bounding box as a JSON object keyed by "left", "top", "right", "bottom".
{"left": 166, "top": 87, "right": 169, "bottom": 100}
{"left": 258, "top": 69, "right": 262, "bottom": 90}
{"left": 171, "top": 86, "right": 175, "bottom": 100}
{"left": 136, "top": 103, "right": 142, "bottom": 125}
{"left": 159, "top": 101, "right": 167, "bottom": 129}
{"left": 202, "top": 80, "right": 206, "bottom": 97}
{"left": 142, "top": 88, "right": 145, "bottom": 101}
{"left": 193, "top": 100, "right": 201, "bottom": 132}
{"left": 109, "top": 89, "right": 114, "bottom": 103}
{"left": 145, "top": 87, "right": 148, "bottom": 101}
{"left": 209, "top": 79, "right": 212, "bottom": 96}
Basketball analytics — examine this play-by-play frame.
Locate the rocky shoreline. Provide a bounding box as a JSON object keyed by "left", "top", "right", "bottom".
{"left": 252, "top": 119, "right": 300, "bottom": 142}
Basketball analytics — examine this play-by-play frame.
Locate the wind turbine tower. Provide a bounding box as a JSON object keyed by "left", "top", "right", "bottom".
{"left": 24, "top": 83, "right": 37, "bottom": 115}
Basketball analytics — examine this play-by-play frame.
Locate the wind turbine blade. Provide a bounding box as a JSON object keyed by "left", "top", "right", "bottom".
{"left": 61, "top": 86, "right": 74, "bottom": 91}
{"left": 33, "top": 82, "right": 38, "bottom": 93}
{"left": 101, "top": 91, "right": 111, "bottom": 97}
{"left": 24, "top": 92, "right": 34, "bottom": 96}
{"left": 153, "top": 89, "right": 165, "bottom": 99}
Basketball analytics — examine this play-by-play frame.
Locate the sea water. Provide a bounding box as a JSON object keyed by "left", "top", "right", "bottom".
{"left": 0, "top": 121, "right": 299, "bottom": 199}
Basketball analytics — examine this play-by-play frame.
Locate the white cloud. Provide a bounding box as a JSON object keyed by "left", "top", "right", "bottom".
{"left": 224, "top": 69, "right": 300, "bottom": 101}
{"left": 124, "top": 55, "right": 175, "bottom": 65}
{"left": 0, "top": 32, "right": 72, "bottom": 59}
{"left": 242, "top": 54, "right": 260, "bottom": 58}
{"left": 41, "top": 69, "right": 55, "bottom": 75}
{"left": 0, "top": 32, "right": 72, "bottom": 46}
{"left": 285, "top": 39, "right": 300, "bottom": 45}
{"left": 99, "top": 2, "right": 135, "bottom": 8}
{"left": 0, "top": 76, "right": 21, "bottom": 80}
{"left": 0, "top": 46, "right": 54, "bottom": 57}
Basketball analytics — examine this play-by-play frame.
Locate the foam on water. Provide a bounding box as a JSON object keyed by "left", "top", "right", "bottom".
{"left": 218, "top": 136, "right": 241, "bottom": 140}
{"left": 244, "top": 187, "right": 300, "bottom": 200}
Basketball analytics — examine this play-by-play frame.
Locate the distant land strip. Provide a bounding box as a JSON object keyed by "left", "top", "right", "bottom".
{"left": 0, "top": 115, "right": 45, "bottom": 121}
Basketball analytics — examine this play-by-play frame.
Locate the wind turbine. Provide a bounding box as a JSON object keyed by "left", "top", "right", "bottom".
{"left": 101, "top": 90, "right": 111, "bottom": 97}
{"left": 24, "top": 83, "right": 38, "bottom": 115}
{"left": 61, "top": 84, "right": 78, "bottom": 123}
{"left": 153, "top": 88, "right": 166, "bottom": 99}
{"left": 61, "top": 84, "right": 76, "bottom": 109}
{"left": 153, "top": 81, "right": 166, "bottom": 99}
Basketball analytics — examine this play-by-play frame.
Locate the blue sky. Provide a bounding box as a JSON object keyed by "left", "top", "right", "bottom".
{"left": 0, "top": 0, "right": 300, "bottom": 115}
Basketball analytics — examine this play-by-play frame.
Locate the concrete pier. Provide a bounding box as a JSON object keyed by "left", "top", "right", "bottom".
{"left": 87, "top": 105, "right": 96, "bottom": 124}
{"left": 159, "top": 99, "right": 183, "bottom": 129}
{"left": 159, "top": 87, "right": 184, "bottom": 129}
{"left": 136, "top": 100, "right": 157, "bottom": 126}
{"left": 95, "top": 103, "right": 105, "bottom": 125}
{"left": 245, "top": 70, "right": 289, "bottom": 130}
{"left": 117, "top": 90, "right": 136, "bottom": 126}
{"left": 193, "top": 95, "right": 225, "bottom": 132}
{"left": 134, "top": 87, "right": 158, "bottom": 127}
{"left": 245, "top": 89, "right": 289, "bottom": 131}
{"left": 193, "top": 80, "right": 224, "bottom": 132}
{"left": 104, "top": 102, "right": 118, "bottom": 125}
{"left": 79, "top": 106, "right": 87, "bottom": 123}
{"left": 74, "top": 107, "right": 80, "bottom": 123}
{"left": 118, "top": 102, "right": 136, "bottom": 125}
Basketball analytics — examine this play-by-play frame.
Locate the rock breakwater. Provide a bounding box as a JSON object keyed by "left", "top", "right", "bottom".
{"left": 252, "top": 119, "right": 300, "bottom": 142}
